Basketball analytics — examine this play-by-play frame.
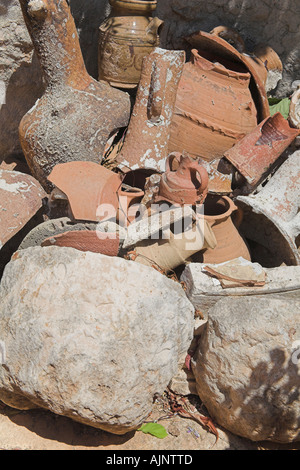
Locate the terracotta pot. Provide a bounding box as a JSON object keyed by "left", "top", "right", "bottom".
{"left": 116, "top": 47, "right": 185, "bottom": 172}
{"left": 98, "top": 0, "right": 162, "bottom": 89}
{"left": 169, "top": 49, "right": 258, "bottom": 161}
{"left": 154, "top": 153, "right": 208, "bottom": 205}
{"left": 18, "top": 0, "right": 131, "bottom": 192}
{"left": 184, "top": 30, "right": 270, "bottom": 123}
{"left": 195, "top": 195, "right": 251, "bottom": 264}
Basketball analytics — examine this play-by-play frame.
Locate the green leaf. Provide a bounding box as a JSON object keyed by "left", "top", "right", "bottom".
{"left": 138, "top": 422, "right": 168, "bottom": 439}
{"left": 268, "top": 97, "right": 291, "bottom": 120}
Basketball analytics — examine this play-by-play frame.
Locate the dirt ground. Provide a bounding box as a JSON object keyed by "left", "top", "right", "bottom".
{"left": 0, "top": 393, "right": 299, "bottom": 451}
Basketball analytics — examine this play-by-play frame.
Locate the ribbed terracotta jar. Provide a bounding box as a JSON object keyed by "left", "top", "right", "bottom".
{"left": 169, "top": 49, "right": 258, "bottom": 161}
{"left": 195, "top": 195, "right": 251, "bottom": 264}
{"left": 98, "top": 0, "right": 161, "bottom": 89}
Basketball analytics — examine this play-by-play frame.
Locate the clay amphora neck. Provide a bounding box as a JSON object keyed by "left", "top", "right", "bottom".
{"left": 19, "top": 0, "right": 90, "bottom": 89}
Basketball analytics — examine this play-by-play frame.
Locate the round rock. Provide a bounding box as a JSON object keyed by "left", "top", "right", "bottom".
{"left": 192, "top": 296, "right": 300, "bottom": 443}
{"left": 0, "top": 246, "right": 194, "bottom": 434}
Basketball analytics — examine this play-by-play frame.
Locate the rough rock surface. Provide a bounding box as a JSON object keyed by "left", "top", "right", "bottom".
{"left": 0, "top": 246, "right": 194, "bottom": 435}
{"left": 192, "top": 296, "right": 300, "bottom": 443}
{"left": 156, "top": 0, "right": 300, "bottom": 98}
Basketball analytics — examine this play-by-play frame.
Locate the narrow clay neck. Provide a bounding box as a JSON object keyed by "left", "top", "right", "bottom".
{"left": 110, "top": 0, "right": 156, "bottom": 16}
{"left": 19, "top": 0, "right": 89, "bottom": 89}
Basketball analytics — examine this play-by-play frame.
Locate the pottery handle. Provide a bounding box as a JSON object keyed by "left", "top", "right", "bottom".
{"left": 146, "top": 17, "right": 164, "bottom": 43}
{"left": 193, "top": 165, "right": 209, "bottom": 198}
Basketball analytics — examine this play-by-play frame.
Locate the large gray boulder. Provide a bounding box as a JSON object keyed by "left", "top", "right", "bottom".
{"left": 0, "top": 246, "right": 194, "bottom": 434}
{"left": 192, "top": 296, "right": 300, "bottom": 443}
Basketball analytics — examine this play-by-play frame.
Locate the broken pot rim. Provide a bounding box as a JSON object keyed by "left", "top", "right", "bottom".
{"left": 198, "top": 195, "right": 237, "bottom": 222}
{"left": 190, "top": 48, "right": 252, "bottom": 80}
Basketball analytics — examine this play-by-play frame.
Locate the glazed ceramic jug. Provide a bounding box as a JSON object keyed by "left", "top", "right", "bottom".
{"left": 98, "top": 0, "right": 163, "bottom": 89}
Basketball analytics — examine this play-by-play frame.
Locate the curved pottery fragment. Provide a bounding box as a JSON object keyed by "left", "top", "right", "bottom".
{"left": 116, "top": 47, "right": 185, "bottom": 173}
{"left": 48, "top": 161, "right": 144, "bottom": 226}
{"left": 236, "top": 150, "right": 300, "bottom": 267}
{"left": 0, "top": 169, "right": 46, "bottom": 248}
{"left": 18, "top": 0, "right": 131, "bottom": 192}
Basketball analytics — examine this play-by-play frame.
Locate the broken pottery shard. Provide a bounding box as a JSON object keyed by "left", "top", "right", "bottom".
{"left": 0, "top": 246, "right": 194, "bottom": 434}
{"left": 48, "top": 161, "right": 144, "bottom": 225}
{"left": 123, "top": 205, "right": 196, "bottom": 249}
{"left": 18, "top": 0, "right": 131, "bottom": 192}
{"left": 235, "top": 150, "right": 300, "bottom": 266}
{"left": 41, "top": 230, "right": 121, "bottom": 256}
{"left": 224, "top": 112, "right": 300, "bottom": 191}
{"left": 181, "top": 261, "right": 300, "bottom": 318}
{"left": 0, "top": 169, "right": 46, "bottom": 248}
{"left": 116, "top": 47, "right": 185, "bottom": 173}
{"left": 192, "top": 296, "right": 300, "bottom": 442}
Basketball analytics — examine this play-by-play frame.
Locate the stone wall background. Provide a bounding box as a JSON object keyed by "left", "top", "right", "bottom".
{"left": 0, "top": 0, "right": 299, "bottom": 162}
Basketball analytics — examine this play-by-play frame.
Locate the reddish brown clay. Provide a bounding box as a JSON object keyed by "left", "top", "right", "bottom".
{"left": 41, "top": 230, "right": 120, "bottom": 256}
{"left": 154, "top": 153, "right": 209, "bottom": 205}
{"left": 48, "top": 161, "right": 144, "bottom": 225}
{"left": 195, "top": 195, "right": 251, "bottom": 264}
{"left": 116, "top": 47, "right": 185, "bottom": 173}
{"left": 0, "top": 169, "right": 46, "bottom": 248}
{"left": 18, "top": 0, "right": 131, "bottom": 192}
{"left": 184, "top": 30, "right": 270, "bottom": 122}
{"left": 210, "top": 25, "right": 246, "bottom": 53}
{"left": 224, "top": 112, "right": 300, "bottom": 191}
{"left": 253, "top": 44, "right": 283, "bottom": 74}
{"left": 169, "top": 49, "right": 258, "bottom": 161}
{"left": 224, "top": 113, "right": 300, "bottom": 191}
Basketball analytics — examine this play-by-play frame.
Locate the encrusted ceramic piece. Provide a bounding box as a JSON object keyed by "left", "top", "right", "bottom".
{"left": 98, "top": 0, "right": 162, "bottom": 89}
{"left": 129, "top": 218, "right": 217, "bottom": 273}
{"left": 154, "top": 153, "right": 209, "bottom": 205}
{"left": 236, "top": 150, "right": 300, "bottom": 267}
{"left": 48, "top": 161, "right": 144, "bottom": 225}
{"left": 168, "top": 48, "right": 259, "bottom": 161}
{"left": 18, "top": 0, "right": 131, "bottom": 191}
{"left": 224, "top": 112, "right": 300, "bottom": 192}
{"left": 0, "top": 169, "right": 46, "bottom": 248}
{"left": 194, "top": 195, "right": 251, "bottom": 264}
{"left": 116, "top": 47, "right": 185, "bottom": 173}
{"left": 41, "top": 230, "right": 121, "bottom": 256}
{"left": 289, "top": 86, "right": 300, "bottom": 129}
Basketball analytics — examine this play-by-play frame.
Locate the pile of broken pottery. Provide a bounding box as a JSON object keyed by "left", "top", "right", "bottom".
{"left": 0, "top": 0, "right": 300, "bottom": 444}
